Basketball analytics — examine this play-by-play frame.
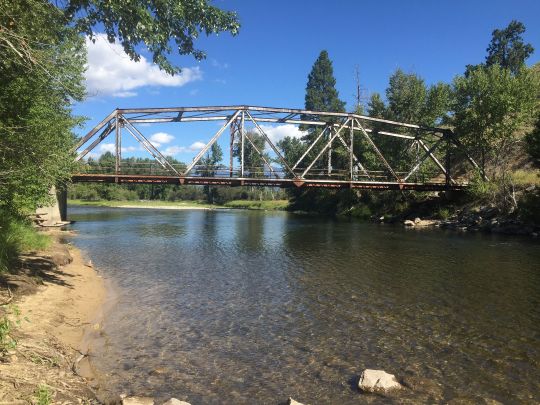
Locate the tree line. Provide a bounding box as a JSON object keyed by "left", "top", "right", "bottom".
{"left": 275, "top": 21, "right": 539, "bottom": 216}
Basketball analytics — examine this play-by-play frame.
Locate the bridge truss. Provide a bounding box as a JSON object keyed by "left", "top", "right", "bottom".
{"left": 73, "top": 105, "right": 484, "bottom": 191}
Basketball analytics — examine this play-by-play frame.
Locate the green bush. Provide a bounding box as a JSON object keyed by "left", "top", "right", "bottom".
{"left": 0, "top": 211, "right": 50, "bottom": 273}
{"left": 467, "top": 175, "right": 500, "bottom": 201}
{"left": 438, "top": 207, "right": 451, "bottom": 220}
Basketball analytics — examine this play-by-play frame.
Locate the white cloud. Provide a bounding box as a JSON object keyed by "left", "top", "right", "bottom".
{"left": 98, "top": 143, "right": 115, "bottom": 153}
{"left": 190, "top": 141, "right": 206, "bottom": 150}
{"left": 258, "top": 124, "right": 307, "bottom": 145}
{"left": 149, "top": 132, "right": 175, "bottom": 147}
{"left": 163, "top": 141, "right": 206, "bottom": 156}
{"left": 85, "top": 34, "right": 202, "bottom": 97}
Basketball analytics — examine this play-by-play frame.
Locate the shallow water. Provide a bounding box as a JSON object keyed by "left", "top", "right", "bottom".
{"left": 69, "top": 206, "right": 540, "bottom": 404}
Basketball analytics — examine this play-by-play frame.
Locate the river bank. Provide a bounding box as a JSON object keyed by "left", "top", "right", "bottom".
{"left": 68, "top": 199, "right": 290, "bottom": 211}
{"left": 0, "top": 229, "right": 107, "bottom": 404}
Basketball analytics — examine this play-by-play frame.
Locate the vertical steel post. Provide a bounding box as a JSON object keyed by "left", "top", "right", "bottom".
{"left": 327, "top": 128, "right": 332, "bottom": 175}
{"left": 115, "top": 113, "right": 120, "bottom": 180}
{"left": 349, "top": 119, "right": 354, "bottom": 180}
{"left": 229, "top": 120, "right": 236, "bottom": 177}
{"left": 241, "top": 111, "right": 245, "bottom": 177}
{"left": 445, "top": 134, "right": 451, "bottom": 188}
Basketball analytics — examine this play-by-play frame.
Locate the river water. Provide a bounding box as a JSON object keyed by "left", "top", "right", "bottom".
{"left": 69, "top": 206, "right": 540, "bottom": 404}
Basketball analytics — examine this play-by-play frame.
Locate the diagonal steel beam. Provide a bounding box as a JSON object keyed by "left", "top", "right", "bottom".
{"left": 403, "top": 138, "right": 444, "bottom": 181}
{"left": 354, "top": 118, "right": 400, "bottom": 182}
{"left": 76, "top": 122, "right": 114, "bottom": 161}
{"left": 75, "top": 110, "right": 117, "bottom": 150}
{"left": 335, "top": 134, "right": 371, "bottom": 179}
{"left": 417, "top": 139, "right": 456, "bottom": 184}
{"left": 301, "top": 119, "right": 350, "bottom": 178}
{"left": 122, "top": 118, "right": 180, "bottom": 176}
{"left": 291, "top": 125, "right": 329, "bottom": 171}
{"left": 184, "top": 109, "right": 241, "bottom": 176}
{"left": 245, "top": 110, "right": 297, "bottom": 178}
{"left": 448, "top": 135, "right": 489, "bottom": 181}
{"left": 242, "top": 127, "right": 279, "bottom": 178}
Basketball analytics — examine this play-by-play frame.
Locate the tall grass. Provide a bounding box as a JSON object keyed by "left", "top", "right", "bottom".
{"left": 0, "top": 211, "right": 50, "bottom": 273}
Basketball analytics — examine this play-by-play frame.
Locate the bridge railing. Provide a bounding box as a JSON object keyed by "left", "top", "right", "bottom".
{"left": 75, "top": 162, "right": 444, "bottom": 184}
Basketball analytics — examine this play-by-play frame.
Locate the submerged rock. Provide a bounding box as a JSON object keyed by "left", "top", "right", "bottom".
{"left": 162, "top": 399, "right": 191, "bottom": 405}
{"left": 358, "top": 369, "right": 402, "bottom": 393}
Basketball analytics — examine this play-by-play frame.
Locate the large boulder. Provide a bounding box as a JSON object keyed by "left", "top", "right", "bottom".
{"left": 162, "top": 399, "right": 191, "bottom": 405}
{"left": 358, "top": 369, "right": 402, "bottom": 393}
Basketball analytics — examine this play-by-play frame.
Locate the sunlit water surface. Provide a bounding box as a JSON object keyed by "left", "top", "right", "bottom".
{"left": 69, "top": 206, "right": 540, "bottom": 404}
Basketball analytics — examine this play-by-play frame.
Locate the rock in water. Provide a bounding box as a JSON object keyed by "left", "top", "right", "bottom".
{"left": 288, "top": 398, "right": 306, "bottom": 405}
{"left": 162, "top": 399, "right": 191, "bottom": 405}
{"left": 358, "top": 369, "right": 402, "bottom": 393}
{"left": 122, "top": 397, "right": 154, "bottom": 405}
{"left": 404, "top": 220, "right": 415, "bottom": 227}
{"left": 85, "top": 259, "right": 93, "bottom": 268}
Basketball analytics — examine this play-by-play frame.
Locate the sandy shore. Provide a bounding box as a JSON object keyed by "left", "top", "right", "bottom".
{"left": 0, "top": 230, "right": 107, "bottom": 404}
{"left": 118, "top": 204, "right": 215, "bottom": 210}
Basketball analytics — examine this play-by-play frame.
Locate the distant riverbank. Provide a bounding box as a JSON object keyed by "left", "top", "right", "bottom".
{"left": 68, "top": 199, "right": 290, "bottom": 211}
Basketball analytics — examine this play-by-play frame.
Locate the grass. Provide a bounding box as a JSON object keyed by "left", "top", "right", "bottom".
{"left": 69, "top": 199, "right": 291, "bottom": 211}
{"left": 0, "top": 213, "right": 50, "bottom": 274}
{"left": 510, "top": 169, "right": 540, "bottom": 186}
{"left": 34, "top": 384, "right": 52, "bottom": 405}
{"left": 223, "top": 200, "right": 290, "bottom": 210}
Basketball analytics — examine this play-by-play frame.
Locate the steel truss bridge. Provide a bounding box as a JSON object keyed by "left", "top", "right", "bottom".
{"left": 74, "top": 105, "right": 484, "bottom": 191}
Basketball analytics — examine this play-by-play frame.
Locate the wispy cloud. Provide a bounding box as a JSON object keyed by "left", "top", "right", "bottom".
{"left": 85, "top": 34, "right": 202, "bottom": 98}
{"left": 163, "top": 141, "right": 206, "bottom": 156}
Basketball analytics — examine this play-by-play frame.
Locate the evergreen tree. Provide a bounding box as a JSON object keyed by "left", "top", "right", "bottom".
{"left": 301, "top": 51, "right": 345, "bottom": 168}
{"left": 304, "top": 50, "right": 345, "bottom": 114}
{"left": 485, "top": 20, "right": 534, "bottom": 74}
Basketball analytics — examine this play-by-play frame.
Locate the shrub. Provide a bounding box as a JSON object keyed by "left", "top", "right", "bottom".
{"left": 0, "top": 211, "right": 50, "bottom": 273}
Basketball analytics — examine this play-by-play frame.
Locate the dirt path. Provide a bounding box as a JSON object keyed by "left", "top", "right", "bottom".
{"left": 0, "top": 230, "right": 107, "bottom": 404}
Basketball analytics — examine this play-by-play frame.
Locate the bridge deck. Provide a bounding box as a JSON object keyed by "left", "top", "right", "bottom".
{"left": 72, "top": 173, "right": 465, "bottom": 191}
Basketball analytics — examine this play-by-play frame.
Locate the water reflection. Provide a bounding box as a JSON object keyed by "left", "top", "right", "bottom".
{"left": 69, "top": 206, "right": 540, "bottom": 404}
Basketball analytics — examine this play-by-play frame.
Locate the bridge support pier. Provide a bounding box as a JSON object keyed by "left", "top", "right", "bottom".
{"left": 34, "top": 186, "right": 68, "bottom": 226}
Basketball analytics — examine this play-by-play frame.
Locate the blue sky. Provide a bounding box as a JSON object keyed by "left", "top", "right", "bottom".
{"left": 75, "top": 0, "right": 540, "bottom": 163}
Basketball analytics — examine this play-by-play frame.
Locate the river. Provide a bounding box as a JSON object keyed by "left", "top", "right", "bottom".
{"left": 69, "top": 206, "right": 540, "bottom": 404}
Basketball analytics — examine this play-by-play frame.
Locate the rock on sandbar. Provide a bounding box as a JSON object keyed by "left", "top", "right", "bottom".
{"left": 358, "top": 369, "right": 402, "bottom": 393}
{"left": 162, "top": 399, "right": 191, "bottom": 405}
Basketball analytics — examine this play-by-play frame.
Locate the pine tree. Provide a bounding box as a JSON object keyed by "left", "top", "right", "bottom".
{"left": 304, "top": 50, "right": 345, "bottom": 113}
